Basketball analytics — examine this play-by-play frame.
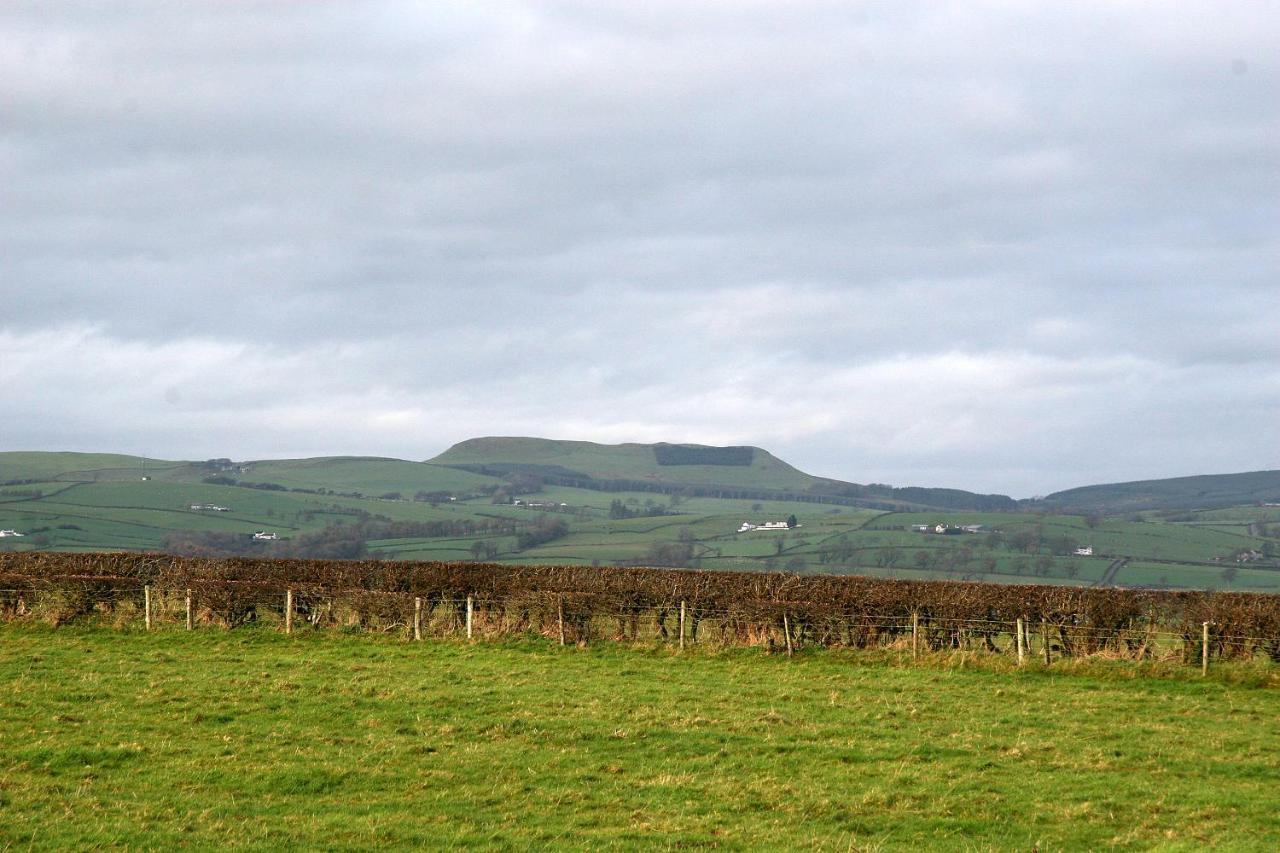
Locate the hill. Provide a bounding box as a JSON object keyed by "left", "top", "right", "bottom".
{"left": 429, "top": 437, "right": 1016, "bottom": 511}
{"left": 3, "top": 446, "right": 1279, "bottom": 591}
{"left": 1036, "top": 469, "right": 1280, "bottom": 514}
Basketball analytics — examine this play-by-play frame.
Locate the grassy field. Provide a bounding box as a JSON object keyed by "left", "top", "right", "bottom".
{"left": 2, "top": 452, "right": 1278, "bottom": 590}
{"left": 2, "top": 624, "right": 1279, "bottom": 849}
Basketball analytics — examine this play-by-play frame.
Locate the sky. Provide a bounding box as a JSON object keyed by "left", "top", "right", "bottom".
{"left": 1, "top": 1, "right": 1277, "bottom": 497}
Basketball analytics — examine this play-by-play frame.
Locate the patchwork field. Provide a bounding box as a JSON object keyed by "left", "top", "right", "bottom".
{"left": 2, "top": 624, "right": 1279, "bottom": 849}
{"left": 2, "top": 451, "right": 1278, "bottom": 591}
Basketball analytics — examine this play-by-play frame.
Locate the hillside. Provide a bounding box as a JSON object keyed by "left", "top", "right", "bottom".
{"left": 429, "top": 437, "right": 817, "bottom": 490}
{"left": 3, "top": 446, "right": 1279, "bottom": 591}
{"left": 429, "top": 437, "right": 1016, "bottom": 511}
{"left": 1037, "top": 469, "right": 1280, "bottom": 514}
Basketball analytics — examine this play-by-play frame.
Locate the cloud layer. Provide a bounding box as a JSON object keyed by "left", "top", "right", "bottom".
{"left": 2, "top": 1, "right": 1277, "bottom": 495}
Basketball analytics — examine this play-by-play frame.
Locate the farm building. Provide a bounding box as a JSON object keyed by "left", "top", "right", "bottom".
{"left": 738, "top": 521, "right": 789, "bottom": 533}
{"left": 0, "top": 529, "right": 25, "bottom": 538}
{"left": 252, "top": 531, "right": 279, "bottom": 541}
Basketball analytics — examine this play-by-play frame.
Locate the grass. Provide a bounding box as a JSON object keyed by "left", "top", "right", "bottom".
{"left": 2, "top": 624, "right": 1280, "bottom": 849}
{"left": 2, "top": 452, "right": 1278, "bottom": 591}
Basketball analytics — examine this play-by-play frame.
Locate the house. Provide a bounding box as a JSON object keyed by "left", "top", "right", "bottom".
{"left": 0, "top": 529, "right": 24, "bottom": 538}
{"left": 738, "top": 521, "right": 791, "bottom": 533}
{"left": 1074, "top": 546, "right": 1094, "bottom": 556}
{"left": 935, "top": 524, "right": 949, "bottom": 534}
{"left": 252, "top": 531, "right": 279, "bottom": 541}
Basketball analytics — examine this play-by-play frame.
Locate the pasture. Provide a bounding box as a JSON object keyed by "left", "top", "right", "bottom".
{"left": 2, "top": 624, "right": 1279, "bottom": 849}
{"left": 2, "top": 452, "right": 1278, "bottom": 591}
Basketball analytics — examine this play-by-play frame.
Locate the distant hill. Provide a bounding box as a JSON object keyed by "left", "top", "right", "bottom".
{"left": 1035, "top": 470, "right": 1280, "bottom": 514}
{"left": 429, "top": 437, "right": 1017, "bottom": 511}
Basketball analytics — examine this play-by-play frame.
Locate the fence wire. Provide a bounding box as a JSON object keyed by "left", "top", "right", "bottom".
{"left": 4, "top": 579, "right": 1279, "bottom": 666}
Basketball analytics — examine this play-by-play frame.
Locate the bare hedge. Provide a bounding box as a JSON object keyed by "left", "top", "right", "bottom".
{"left": 2, "top": 552, "right": 1277, "bottom": 660}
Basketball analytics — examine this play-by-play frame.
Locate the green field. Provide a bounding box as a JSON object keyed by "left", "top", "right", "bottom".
{"left": 2, "top": 451, "right": 1278, "bottom": 590}
{"left": 2, "top": 624, "right": 1278, "bottom": 849}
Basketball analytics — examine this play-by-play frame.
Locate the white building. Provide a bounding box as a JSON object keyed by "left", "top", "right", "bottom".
{"left": 1074, "top": 546, "right": 1094, "bottom": 556}
{"left": 252, "top": 531, "right": 279, "bottom": 541}
{"left": 739, "top": 520, "right": 794, "bottom": 533}
{"left": 0, "top": 529, "right": 25, "bottom": 538}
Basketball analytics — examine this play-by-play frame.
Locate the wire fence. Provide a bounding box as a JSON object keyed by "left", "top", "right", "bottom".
{"left": 3, "top": 578, "right": 1276, "bottom": 669}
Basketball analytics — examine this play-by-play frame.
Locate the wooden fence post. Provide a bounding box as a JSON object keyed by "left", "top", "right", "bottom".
{"left": 285, "top": 589, "right": 294, "bottom": 634}
{"left": 185, "top": 589, "right": 193, "bottom": 631}
{"left": 911, "top": 611, "right": 919, "bottom": 660}
{"left": 679, "top": 600, "right": 686, "bottom": 651}
{"left": 1042, "top": 619, "right": 1051, "bottom": 665}
{"left": 782, "top": 613, "right": 794, "bottom": 657}
{"left": 466, "top": 595, "right": 474, "bottom": 641}
{"left": 413, "top": 597, "right": 422, "bottom": 641}
{"left": 144, "top": 585, "right": 152, "bottom": 631}
{"left": 557, "top": 597, "right": 566, "bottom": 647}
{"left": 1016, "top": 618, "right": 1025, "bottom": 666}
{"left": 1202, "top": 621, "right": 1210, "bottom": 676}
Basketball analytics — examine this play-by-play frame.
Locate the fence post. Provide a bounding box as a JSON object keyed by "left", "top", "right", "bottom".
{"left": 911, "top": 611, "right": 919, "bottom": 660}
{"left": 1202, "top": 621, "right": 1210, "bottom": 676}
{"left": 413, "top": 597, "right": 422, "bottom": 641}
{"left": 144, "top": 585, "right": 152, "bottom": 631}
{"left": 285, "top": 589, "right": 294, "bottom": 634}
{"left": 679, "top": 600, "right": 686, "bottom": 651}
{"left": 782, "top": 612, "right": 794, "bottom": 657}
{"left": 1016, "top": 618, "right": 1025, "bottom": 666}
{"left": 185, "top": 589, "right": 193, "bottom": 631}
{"left": 558, "top": 597, "right": 566, "bottom": 647}
{"left": 466, "top": 595, "right": 474, "bottom": 641}
{"left": 1042, "top": 619, "right": 1051, "bottom": 665}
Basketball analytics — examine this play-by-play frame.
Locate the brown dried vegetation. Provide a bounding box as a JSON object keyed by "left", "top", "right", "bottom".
{"left": 2, "top": 552, "right": 1277, "bottom": 661}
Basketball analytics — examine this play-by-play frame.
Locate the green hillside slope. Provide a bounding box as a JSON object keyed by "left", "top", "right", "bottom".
{"left": 239, "top": 457, "right": 499, "bottom": 496}
{"left": 429, "top": 437, "right": 1017, "bottom": 511}
{"left": 0, "top": 452, "right": 186, "bottom": 483}
{"left": 1038, "top": 470, "right": 1280, "bottom": 513}
{"left": 430, "top": 437, "right": 817, "bottom": 489}
{"left": 2, "top": 448, "right": 1278, "bottom": 590}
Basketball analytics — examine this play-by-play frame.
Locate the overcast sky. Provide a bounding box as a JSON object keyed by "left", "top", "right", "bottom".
{"left": 2, "top": 1, "right": 1277, "bottom": 497}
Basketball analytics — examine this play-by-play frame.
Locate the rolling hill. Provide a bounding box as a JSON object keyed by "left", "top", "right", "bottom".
{"left": 428, "top": 437, "right": 1017, "bottom": 511}
{"left": 1036, "top": 470, "right": 1280, "bottom": 514}
{"left": 3, "top": 444, "right": 1279, "bottom": 591}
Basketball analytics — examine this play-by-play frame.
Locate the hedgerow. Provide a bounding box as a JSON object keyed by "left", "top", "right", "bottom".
{"left": 1, "top": 552, "right": 1277, "bottom": 661}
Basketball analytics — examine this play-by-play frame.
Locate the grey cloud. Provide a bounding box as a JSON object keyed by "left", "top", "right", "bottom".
{"left": 1, "top": 1, "right": 1277, "bottom": 495}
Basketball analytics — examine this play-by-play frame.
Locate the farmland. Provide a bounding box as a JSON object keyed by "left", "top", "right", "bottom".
{"left": 2, "top": 445, "right": 1279, "bottom": 591}
{"left": 2, "top": 624, "right": 1279, "bottom": 849}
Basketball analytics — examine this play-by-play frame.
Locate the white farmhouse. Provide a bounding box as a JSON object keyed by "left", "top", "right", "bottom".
{"left": 1074, "top": 546, "right": 1094, "bottom": 556}
{"left": 0, "top": 529, "right": 25, "bottom": 538}
{"left": 252, "top": 531, "right": 279, "bottom": 541}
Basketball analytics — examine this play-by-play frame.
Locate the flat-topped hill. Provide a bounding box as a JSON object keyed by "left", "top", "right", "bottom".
{"left": 429, "top": 437, "right": 1017, "bottom": 511}
{"left": 429, "top": 437, "right": 818, "bottom": 490}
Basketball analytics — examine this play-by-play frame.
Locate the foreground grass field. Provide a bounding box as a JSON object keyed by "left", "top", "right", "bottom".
{"left": 2, "top": 627, "right": 1279, "bottom": 849}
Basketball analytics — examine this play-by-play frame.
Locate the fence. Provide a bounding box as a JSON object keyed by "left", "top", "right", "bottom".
{"left": 1, "top": 584, "right": 1274, "bottom": 674}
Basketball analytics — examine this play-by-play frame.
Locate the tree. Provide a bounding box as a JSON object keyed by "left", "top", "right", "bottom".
{"left": 786, "top": 514, "right": 798, "bottom": 529}
{"left": 1221, "top": 567, "right": 1239, "bottom": 586}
